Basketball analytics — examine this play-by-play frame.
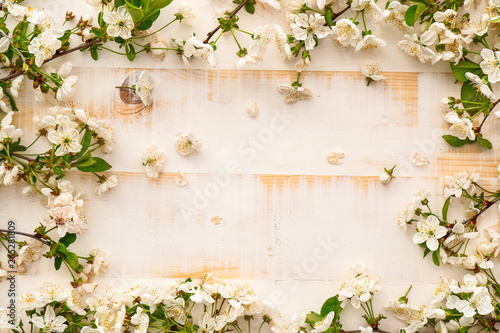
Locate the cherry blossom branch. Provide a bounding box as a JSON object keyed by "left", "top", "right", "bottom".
{"left": 333, "top": 5, "right": 351, "bottom": 20}
{"left": 463, "top": 196, "right": 500, "bottom": 227}
{"left": 0, "top": 229, "right": 49, "bottom": 246}
{"left": 0, "top": 38, "right": 101, "bottom": 83}
{"left": 203, "top": 0, "right": 251, "bottom": 44}
{"left": 476, "top": 98, "right": 500, "bottom": 133}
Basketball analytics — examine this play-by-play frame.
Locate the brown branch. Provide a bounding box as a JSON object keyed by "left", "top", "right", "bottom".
{"left": 0, "top": 229, "right": 49, "bottom": 246}
{"left": 476, "top": 98, "right": 500, "bottom": 133}
{"left": 203, "top": 0, "right": 251, "bottom": 44}
{"left": 0, "top": 38, "right": 101, "bottom": 83}
{"left": 10, "top": 152, "right": 34, "bottom": 162}
{"left": 333, "top": 5, "right": 351, "bottom": 20}
{"left": 463, "top": 196, "right": 500, "bottom": 227}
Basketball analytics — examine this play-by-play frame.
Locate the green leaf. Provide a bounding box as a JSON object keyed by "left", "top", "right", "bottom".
{"left": 74, "top": 129, "right": 93, "bottom": 160}
{"left": 59, "top": 233, "right": 77, "bottom": 247}
{"left": 461, "top": 80, "right": 489, "bottom": 116}
{"left": 442, "top": 197, "right": 450, "bottom": 221}
{"left": 245, "top": 3, "right": 255, "bottom": 13}
{"left": 442, "top": 135, "right": 469, "bottom": 147}
{"left": 149, "top": 0, "right": 173, "bottom": 12}
{"left": 125, "top": 5, "right": 144, "bottom": 23}
{"left": 54, "top": 256, "right": 62, "bottom": 270}
{"left": 4, "top": 90, "right": 18, "bottom": 111}
{"left": 115, "top": 0, "right": 126, "bottom": 6}
{"left": 423, "top": 247, "right": 430, "bottom": 258}
{"left": 77, "top": 157, "right": 112, "bottom": 172}
{"left": 65, "top": 252, "right": 80, "bottom": 270}
{"left": 320, "top": 296, "right": 343, "bottom": 323}
{"left": 75, "top": 153, "right": 95, "bottom": 167}
{"left": 432, "top": 247, "right": 441, "bottom": 266}
{"left": 450, "top": 60, "right": 482, "bottom": 82}
{"left": 404, "top": 3, "right": 426, "bottom": 27}
{"left": 477, "top": 137, "right": 493, "bottom": 149}
{"left": 305, "top": 312, "right": 323, "bottom": 327}
{"left": 126, "top": 43, "right": 136, "bottom": 61}
{"left": 325, "top": 8, "right": 333, "bottom": 26}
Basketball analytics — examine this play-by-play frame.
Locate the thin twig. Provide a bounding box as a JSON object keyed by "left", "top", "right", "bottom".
{"left": 0, "top": 31, "right": 26, "bottom": 63}
{"left": 333, "top": 5, "right": 351, "bottom": 20}
{"left": 463, "top": 196, "right": 500, "bottom": 227}
{"left": 0, "top": 38, "right": 101, "bottom": 83}
{"left": 10, "top": 152, "right": 34, "bottom": 162}
{"left": 203, "top": 0, "right": 251, "bottom": 44}
{"left": 0, "top": 229, "right": 49, "bottom": 246}
{"left": 477, "top": 98, "right": 500, "bottom": 133}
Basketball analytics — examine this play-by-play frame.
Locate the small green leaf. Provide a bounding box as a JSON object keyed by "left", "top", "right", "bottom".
{"left": 54, "top": 257, "right": 62, "bottom": 270}
{"left": 461, "top": 80, "right": 489, "bottom": 116}
{"left": 59, "top": 233, "right": 77, "bottom": 247}
{"left": 442, "top": 197, "right": 450, "bottom": 221}
{"left": 115, "top": 0, "right": 126, "bottom": 6}
{"left": 432, "top": 247, "right": 441, "bottom": 266}
{"left": 74, "top": 129, "right": 93, "bottom": 160}
{"left": 125, "top": 5, "right": 144, "bottom": 23}
{"left": 77, "top": 157, "right": 112, "bottom": 172}
{"left": 442, "top": 135, "right": 469, "bottom": 147}
{"left": 245, "top": 3, "right": 255, "bottom": 13}
{"left": 90, "top": 48, "right": 98, "bottom": 61}
{"left": 320, "top": 296, "right": 343, "bottom": 323}
{"left": 423, "top": 247, "right": 431, "bottom": 258}
{"left": 305, "top": 312, "right": 323, "bottom": 327}
{"left": 477, "top": 137, "right": 493, "bottom": 149}
{"left": 126, "top": 43, "right": 136, "bottom": 61}
{"left": 450, "top": 60, "right": 482, "bottom": 82}
{"left": 405, "top": 3, "right": 426, "bottom": 26}
{"left": 65, "top": 252, "right": 80, "bottom": 270}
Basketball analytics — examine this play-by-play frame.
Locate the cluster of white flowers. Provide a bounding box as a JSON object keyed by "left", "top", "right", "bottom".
{"left": 41, "top": 179, "right": 87, "bottom": 237}
{"left": 387, "top": 273, "right": 495, "bottom": 332}
{"left": 172, "top": 36, "right": 217, "bottom": 68}
{"left": 338, "top": 265, "right": 381, "bottom": 309}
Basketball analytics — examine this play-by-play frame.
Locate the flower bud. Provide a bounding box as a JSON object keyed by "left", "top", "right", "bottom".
{"left": 82, "top": 14, "right": 93, "bottom": 25}
{"left": 379, "top": 172, "right": 392, "bottom": 184}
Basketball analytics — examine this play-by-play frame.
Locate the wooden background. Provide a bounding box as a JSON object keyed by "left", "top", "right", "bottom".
{"left": 1, "top": 0, "right": 499, "bottom": 331}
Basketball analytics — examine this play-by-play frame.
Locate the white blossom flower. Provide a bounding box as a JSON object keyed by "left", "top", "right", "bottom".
{"left": 258, "top": 0, "right": 280, "bottom": 9}
{"left": 103, "top": 6, "right": 134, "bottom": 39}
{"left": 327, "top": 150, "right": 344, "bottom": 165}
{"left": 465, "top": 72, "right": 496, "bottom": 101}
{"left": 28, "top": 29, "right": 64, "bottom": 67}
{"left": 480, "top": 48, "right": 500, "bottom": 83}
{"left": 443, "top": 171, "right": 475, "bottom": 198}
{"left": 47, "top": 124, "right": 82, "bottom": 156}
{"left": 174, "top": 36, "right": 217, "bottom": 67}
{"left": 135, "top": 71, "right": 154, "bottom": 106}
{"left": 332, "top": 19, "right": 361, "bottom": 48}
{"left": 382, "top": 2, "right": 409, "bottom": 30}
{"left": 355, "top": 35, "right": 386, "bottom": 52}
{"left": 278, "top": 84, "right": 313, "bottom": 103}
{"left": 290, "top": 13, "right": 331, "bottom": 50}
{"left": 445, "top": 112, "right": 475, "bottom": 141}
{"left": 164, "top": 297, "right": 186, "bottom": 324}
{"left": 397, "top": 33, "right": 435, "bottom": 63}
{"left": 130, "top": 308, "right": 149, "bottom": 333}
{"left": 10, "top": 76, "right": 23, "bottom": 98}
{"left": 311, "top": 312, "right": 335, "bottom": 333}
{"left": 412, "top": 215, "right": 447, "bottom": 251}
{"left": 176, "top": 2, "right": 195, "bottom": 26}
{"left": 339, "top": 273, "right": 381, "bottom": 309}
{"left": 143, "top": 144, "right": 166, "bottom": 178}
{"left": 447, "top": 287, "right": 494, "bottom": 317}
{"left": 175, "top": 133, "right": 202, "bottom": 156}
{"left": 360, "top": 63, "right": 385, "bottom": 82}
{"left": 96, "top": 175, "right": 118, "bottom": 195}
{"left": 56, "top": 76, "right": 78, "bottom": 101}
{"left": 351, "top": 0, "right": 382, "bottom": 19}
{"left": 31, "top": 306, "right": 67, "bottom": 333}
